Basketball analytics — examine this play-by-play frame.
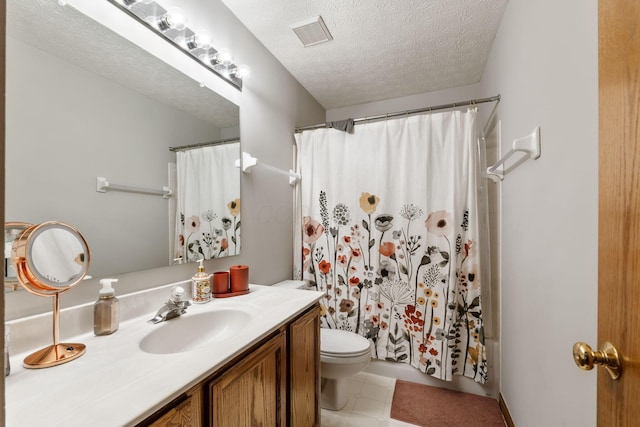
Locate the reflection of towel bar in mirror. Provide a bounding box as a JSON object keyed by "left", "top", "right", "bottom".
{"left": 235, "top": 151, "right": 301, "bottom": 186}
{"left": 96, "top": 177, "right": 173, "bottom": 198}
{"left": 487, "top": 126, "right": 541, "bottom": 182}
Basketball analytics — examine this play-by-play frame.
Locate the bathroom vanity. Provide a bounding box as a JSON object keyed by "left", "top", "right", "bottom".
{"left": 5, "top": 284, "right": 323, "bottom": 426}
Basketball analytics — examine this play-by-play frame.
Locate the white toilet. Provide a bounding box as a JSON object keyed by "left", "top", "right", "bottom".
{"left": 270, "top": 281, "right": 372, "bottom": 410}
{"left": 320, "top": 328, "right": 372, "bottom": 410}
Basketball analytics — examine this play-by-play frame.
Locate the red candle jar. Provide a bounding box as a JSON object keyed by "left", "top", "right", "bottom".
{"left": 212, "top": 271, "right": 230, "bottom": 294}
{"left": 229, "top": 265, "right": 249, "bottom": 293}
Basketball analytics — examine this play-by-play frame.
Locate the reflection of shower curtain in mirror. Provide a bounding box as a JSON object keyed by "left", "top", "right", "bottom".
{"left": 174, "top": 143, "right": 241, "bottom": 262}
{"left": 294, "top": 110, "right": 489, "bottom": 383}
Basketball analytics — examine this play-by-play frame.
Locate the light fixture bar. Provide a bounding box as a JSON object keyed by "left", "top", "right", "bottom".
{"left": 105, "top": 0, "right": 246, "bottom": 90}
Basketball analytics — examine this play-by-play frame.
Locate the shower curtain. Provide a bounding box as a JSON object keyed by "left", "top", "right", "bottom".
{"left": 294, "top": 110, "right": 488, "bottom": 383}
{"left": 174, "top": 143, "right": 241, "bottom": 262}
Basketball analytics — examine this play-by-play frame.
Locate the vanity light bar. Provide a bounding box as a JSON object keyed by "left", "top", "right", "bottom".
{"left": 106, "top": 0, "right": 249, "bottom": 90}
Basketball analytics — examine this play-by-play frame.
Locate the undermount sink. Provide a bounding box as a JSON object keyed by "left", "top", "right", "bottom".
{"left": 139, "top": 309, "right": 251, "bottom": 355}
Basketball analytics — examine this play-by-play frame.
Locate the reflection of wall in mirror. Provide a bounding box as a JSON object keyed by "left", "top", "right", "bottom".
{"left": 5, "top": 37, "right": 238, "bottom": 278}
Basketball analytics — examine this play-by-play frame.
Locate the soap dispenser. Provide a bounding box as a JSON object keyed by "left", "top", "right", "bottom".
{"left": 94, "top": 278, "right": 119, "bottom": 336}
{"left": 192, "top": 259, "right": 212, "bottom": 303}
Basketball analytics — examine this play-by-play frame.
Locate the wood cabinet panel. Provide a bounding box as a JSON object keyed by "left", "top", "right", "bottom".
{"left": 209, "top": 332, "right": 287, "bottom": 426}
{"left": 141, "top": 386, "right": 202, "bottom": 427}
{"left": 288, "top": 305, "right": 320, "bottom": 427}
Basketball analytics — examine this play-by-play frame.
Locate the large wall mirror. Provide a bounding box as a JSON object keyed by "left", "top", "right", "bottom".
{"left": 6, "top": 0, "right": 241, "bottom": 293}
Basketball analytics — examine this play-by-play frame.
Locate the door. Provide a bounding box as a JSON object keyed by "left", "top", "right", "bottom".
{"left": 597, "top": 0, "right": 640, "bottom": 425}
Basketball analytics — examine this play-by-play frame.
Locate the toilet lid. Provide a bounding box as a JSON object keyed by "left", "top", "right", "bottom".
{"left": 321, "top": 328, "right": 371, "bottom": 357}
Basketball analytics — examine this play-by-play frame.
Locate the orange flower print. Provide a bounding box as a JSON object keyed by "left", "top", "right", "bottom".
{"left": 349, "top": 276, "right": 360, "bottom": 286}
{"left": 351, "top": 247, "right": 362, "bottom": 261}
{"left": 380, "top": 321, "right": 388, "bottom": 330}
{"left": 319, "top": 259, "right": 331, "bottom": 274}
{"left": 343, "top": 236, "right": 351, "bottom": 244}
{"left": 319, "top": 304, "right": 327, "bottom": 316}
{"left": 221, "top": 238, "right": 229, "bottom": 250}
{"left": 379, "top": 241, "right": 395, "bottom": 257}
{"left": 303, "top": 247, "right": 310, "bottom": 259}
{"left": 303, "top": 216, "right": 325, "bottom": 244}
{"left": 359, "top": 192, "right": 380, "bottom": 215}
{"left": 429, "top": 348, "right": 439, "bottom": 356}
{"left": 425, "top": 210, "right": 452, "bottom": 237}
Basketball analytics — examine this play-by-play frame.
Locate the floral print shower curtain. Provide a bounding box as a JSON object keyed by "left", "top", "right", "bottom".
{"left": 294, "top": 110, "right": 488, "bottom": 383}
{"left": 174, "top": 143, "right": 241, "bottom": 262}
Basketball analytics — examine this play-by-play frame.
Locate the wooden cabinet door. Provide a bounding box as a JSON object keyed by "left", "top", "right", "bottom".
{"left": 209, "top": 332, "right": 287, "bottom": 427}
{"left": 141, "top": 387, "right": 202, "bottom": 427}
{"left": 288, "top": 305, "right": 320, "bottom": 427}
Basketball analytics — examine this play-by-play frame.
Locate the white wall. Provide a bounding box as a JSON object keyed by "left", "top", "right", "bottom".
{"left": 6, "top": 0, "right": 325, "bottom": 319}
{"left": 479, "top": 0, "right": 598, "bottom": 426}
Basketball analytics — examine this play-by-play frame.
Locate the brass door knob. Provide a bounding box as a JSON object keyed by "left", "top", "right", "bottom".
{"left": 573, "top": 341, "right": 621, "bottom": 380}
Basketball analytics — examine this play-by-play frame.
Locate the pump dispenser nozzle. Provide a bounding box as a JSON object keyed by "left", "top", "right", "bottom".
{"left": 99, "top": 278, "right": 118, "bottom": 297}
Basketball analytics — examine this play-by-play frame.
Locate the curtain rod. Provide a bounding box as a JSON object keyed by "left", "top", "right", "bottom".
{"left": 169, "top": 137, "right": 240, "bottom": 152}
{"left": 294, "top": 94, "right": 501, "bottom": 133}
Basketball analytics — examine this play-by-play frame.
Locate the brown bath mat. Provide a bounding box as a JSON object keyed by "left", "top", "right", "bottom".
{"left": 390, "top": 380, "right": 505, "bottom": 427}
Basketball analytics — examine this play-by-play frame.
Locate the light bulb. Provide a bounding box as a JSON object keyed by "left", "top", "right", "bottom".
{"left": 231, "top": 64, "right": 251, "bottom": 80}
{"left": 211, "top": 48, "right": 233, "bottom": 66}
{"left": 157, "top": 7, "right": 188, "bottom": 31}
{"left": 185, "top": 31, "right": 212, "bottom": 50}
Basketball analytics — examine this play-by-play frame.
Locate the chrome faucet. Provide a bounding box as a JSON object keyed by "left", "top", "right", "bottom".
{"left": 148, "top": 286, "right": 191, "bottom": 324}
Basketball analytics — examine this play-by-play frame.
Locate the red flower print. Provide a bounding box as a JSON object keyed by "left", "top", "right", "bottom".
{"left": 221, "top": 238, "right": 228, "bottom": 250}
{"left": 429, "top": 348, "right": 439, "bottom": 356}
{"left": 365, "top": 304, "right": 372, "bottom": 313}
{"left": 372, "top": 315, "right": 380, "bottom": 326}
{"left": 185, "top": 216, "right": 201, "bottom": 233}
{"left": 425, "top": 210, "right": 452, "bottom": 237}
{"left": 343, "top": 236, "right": 351, "bottom": 244}
{"left": 378, "top": 241, "right": 395, "bottom": 257}
{"left": 319, "top": 260, "right": 331, "bottom": 274}
{"left": 419, "top": 343, "right": 428, "bottom": 354}
{"left": 338, "top": 254, "right": 348, "bottom": 267}
{"left": 339, "top": 299, "right": 355, "bottom": 313}
{"left": 351, "top": 248, "right": 362, "bottom": 261}
{"left": 402, "top": 305, "right": 425, "bottom": 332}
{"left": 303, "top": 216, "right": 325, "bottom": 244}
{"left": 380, "top": 321, "right": 388, "bottom": 330}
{"left": 349, "top": 276, "right": 360, "bottom": 286}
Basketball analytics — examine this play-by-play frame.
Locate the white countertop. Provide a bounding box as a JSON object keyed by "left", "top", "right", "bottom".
{"left": 6, "top": 284, "right": 323, "bottom": 427}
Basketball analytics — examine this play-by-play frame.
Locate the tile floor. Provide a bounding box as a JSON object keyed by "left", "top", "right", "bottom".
{"left": 320, "top": 372, "right": 419, "bottom": 427}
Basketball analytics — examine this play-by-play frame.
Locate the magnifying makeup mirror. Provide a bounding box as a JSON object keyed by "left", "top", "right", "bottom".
{"left": 11, "top": 221, "right": 91, "bottom": 368}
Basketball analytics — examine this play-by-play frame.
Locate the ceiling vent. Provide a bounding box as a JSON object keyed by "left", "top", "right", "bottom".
{"left": 290, "top": 16, "right": 333, "bottom": 47}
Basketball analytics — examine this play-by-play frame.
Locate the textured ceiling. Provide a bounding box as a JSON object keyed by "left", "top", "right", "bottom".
{"left": 222, "top": 0, "right": 508, "bottom": 109}
{"left": 8, "top": 0, "right": 239, "bottom": 129}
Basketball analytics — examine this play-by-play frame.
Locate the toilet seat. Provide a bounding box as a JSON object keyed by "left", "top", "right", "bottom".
{"left": 320, "top": 328, "right": 371, "bottom": 357}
